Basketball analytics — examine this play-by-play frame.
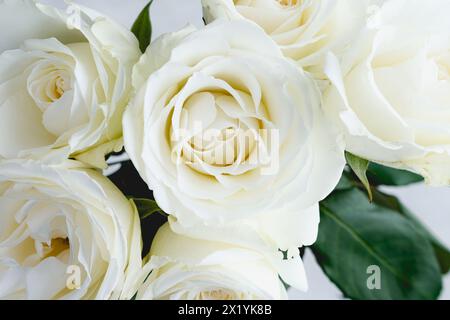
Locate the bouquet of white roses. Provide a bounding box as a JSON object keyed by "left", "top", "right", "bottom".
{"left": 1, "top": 0, "right": 449, "bottom": 300}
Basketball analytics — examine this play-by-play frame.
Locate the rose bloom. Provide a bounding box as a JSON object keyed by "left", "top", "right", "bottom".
{"left": 201, "top": 0, "right": 370, "bottom": 76}
{"left": 0, "top": 160, "right": 142, "bottom": 300}
{"left": 324, "top": 0, "right": 450, "bottom": 185}
{"left": 0, "top": 0, "right": 140, "bottom": 168}
{"left": 135, "top": 223, "right": 288, "bottom": 300}
{"left": 124, "top": 19, "right": 345, "bottom": 280}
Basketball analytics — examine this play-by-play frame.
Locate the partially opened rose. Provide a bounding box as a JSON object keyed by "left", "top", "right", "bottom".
{"left": 201, "top": 0, "right": 369, "bottom": 76}
{"left": 124, "top": 20, "right": 345, "bottom": 254}
{"left": 324, "top": 0, "right": 450, "bottom": 185}
{"left": 0, "top": 0, "right": 140, "bottom": 168}
{"left": 0, "top": 160, "right": 142, "bottom": 300}
{"left": 136, "top": 223, "right": 288, "bottom": 300}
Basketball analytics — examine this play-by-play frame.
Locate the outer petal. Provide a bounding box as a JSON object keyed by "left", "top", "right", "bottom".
{"left": 0, "top": 0, "right": 83, "bottom": 52}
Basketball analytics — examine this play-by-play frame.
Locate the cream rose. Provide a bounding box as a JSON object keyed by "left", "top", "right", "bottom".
{"left": 135, "top": 223, "right": 288, "bottom": 300}
{"left": 324, "top": 0, "right": 450, "bottom": 185}
{"left": 0, "top": 0, "right": 141, "bottom": 168}
{"left": 0, "top": 160, "right": 142, "bottom": 300}
{"left": 123, "top": 20, "right": 345, "bottom": 257}
{"left": 201, "top": 0, "right": 370, "bottom": 76}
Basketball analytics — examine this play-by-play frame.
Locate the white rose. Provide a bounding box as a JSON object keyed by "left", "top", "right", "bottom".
{"left": 0, "top": 160, "right": 142, "bottom": 300}
{"left": 123, "top": 20, "right": 345, "bottom": 259}
{"left": 135, "top": 223, "right": 288, "bottom": 300}
{"left": 201, "top": 0, "right": 370, "bottom": 76}
{"left": 0, "top": 0, "right": 141, "bottom": 168}
{"left": 324, "top": 0, "right": 450, "bottom": 185}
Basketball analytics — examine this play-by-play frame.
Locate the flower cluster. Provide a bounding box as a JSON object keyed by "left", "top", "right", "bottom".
{"left": 0, "top": 0, "right": 449, "bottom": 300}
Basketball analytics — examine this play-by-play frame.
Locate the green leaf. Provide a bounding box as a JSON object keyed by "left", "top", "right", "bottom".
{"left": 367, "top": 163, "right": 423, "bottom": 186}
{"left": 399, "top": 205, "right": 450, "bottom": 275}
{"left": 372, "top": 189, "right": 450, "bottom": 274}
{"left": 431, "top": 239, "right": 450, "bottom": 275}
{"left": 345, "top": 152, "right": 372, "bottom": 201}
{"left": 312, "top": 188, "right": 442, "bottom": 300}
{"left": 132, "top": 198, "right": 161, "bottom": 219}
{"left": 131, "top": 1, "right": 153, "bottom": 53}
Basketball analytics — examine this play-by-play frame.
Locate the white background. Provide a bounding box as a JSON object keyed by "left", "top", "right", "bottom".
{"left": 41, "top": 0, "right": 450, "bottom": 300}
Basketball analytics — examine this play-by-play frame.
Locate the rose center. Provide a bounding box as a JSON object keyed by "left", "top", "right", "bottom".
{"left": 45, "top": 71, "right": 71, "bottom": 103}
{"left": 198, "top": 289, "right": 235, "bottom": 300}
{"left": 188, "top": 126, "right": 240, "bottom": 167}
{"left": 54, "top": 75, "right": 69, "bottom": 100}
{"left": 28, "top": 65, "right": 73, "bottom": 110}
{"left": 435, "top": 55, "right": 450, "bottom": 81}
{"left": 41, "top": 237, "right": 70, "bottom": 259}
{"left": 277, "top": 0, "right": 300, "bottom": 6}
